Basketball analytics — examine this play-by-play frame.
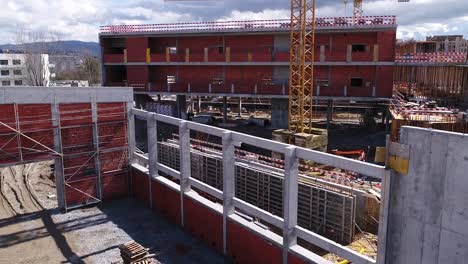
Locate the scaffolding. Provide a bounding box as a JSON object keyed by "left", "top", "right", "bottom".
{"left": 0, "top": 102, "right": 130, "bottom": 211}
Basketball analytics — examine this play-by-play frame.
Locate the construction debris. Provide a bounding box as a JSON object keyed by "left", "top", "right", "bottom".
{"left": 119, "top": 241, "right": 153, "bottom": 264}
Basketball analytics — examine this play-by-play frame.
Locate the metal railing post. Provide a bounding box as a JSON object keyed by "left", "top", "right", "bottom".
{"left": 179, "top": 120, "right": 191, "bottom": 226}
{"left": 222, "top": 131, "right": 235, "bottom": 255}
{"left": 147, "top": 113, "right": 157, "bottom": 209}
{"left": 283, "top": 146, "right": 299, "bottom": 264}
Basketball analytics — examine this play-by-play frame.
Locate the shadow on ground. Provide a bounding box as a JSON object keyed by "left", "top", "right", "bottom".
{"left": 0, "top": 199, "right": 228, "bottom": 264}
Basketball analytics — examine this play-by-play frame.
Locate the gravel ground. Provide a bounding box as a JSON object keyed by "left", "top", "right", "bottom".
{"left": 0, "top": 199, "right": 228, "bottom": 264}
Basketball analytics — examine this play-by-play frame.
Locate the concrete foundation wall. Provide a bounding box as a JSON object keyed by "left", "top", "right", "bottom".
{"left": 385, "top": 127, "right": 468, "bottom": 263}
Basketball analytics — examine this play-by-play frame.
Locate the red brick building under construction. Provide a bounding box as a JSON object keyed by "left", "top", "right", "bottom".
{"left": 100, "top": 16, "right": 397, "bottom": 127}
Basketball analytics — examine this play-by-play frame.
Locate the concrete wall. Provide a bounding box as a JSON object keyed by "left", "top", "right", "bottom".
{"left": 385, "top": 126, "right": 468, "bottom": 263}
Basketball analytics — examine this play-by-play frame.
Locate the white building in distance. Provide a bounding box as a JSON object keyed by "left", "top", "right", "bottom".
{"left": 0, "top": 53, "right": 51, "bottom": 87}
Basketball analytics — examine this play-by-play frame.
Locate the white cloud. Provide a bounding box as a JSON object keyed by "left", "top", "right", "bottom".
{"left": 0, "top": 0, "right": 466, "bottom": 44}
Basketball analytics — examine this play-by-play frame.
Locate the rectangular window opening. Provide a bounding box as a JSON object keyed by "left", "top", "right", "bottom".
{"left": 14, "top": 80, "right": 23, "bottom": 86}
{"left": 316, "top": 79, "right": 329, "bottom": 87}
{"left": 261, "top": 77, "right": 274, "bottom": 86}
{"left": 13, "top": 70, "right": 22, "bottom": 76}
{"left": 1, "top": 81, "right": 10, "bottom": 86}
{"left": 352, "top": 44, "right": 366, "bottom": 52}
{"left": 0, "top": 60, "right": 8, "bottom": 65}
{"left": 1, "top": 70, "right": 9, "bottom": 76}
{"left": 168, "top": 47, "right": 177, "bottom": 54}
{"left": 211, "top": 77, "right": 224, "bottom": 85}
{"left": 167, "top": 75, "right": 176, "bottom": 84}
{"left": 350, "top": 78, "right": 364, "bottom": 87}
{"left": 12, "top": 59, "right": 21, "bottom": 65}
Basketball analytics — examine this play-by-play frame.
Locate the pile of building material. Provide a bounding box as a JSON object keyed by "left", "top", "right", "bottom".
{"left": 119, "top": 241, "right": 152, "bottom": 264}
{"left": 390, "top": 92, "right": 468, "bottom": 141}
{"left": 273, "top": 128, "right": 328, "bottom": 152}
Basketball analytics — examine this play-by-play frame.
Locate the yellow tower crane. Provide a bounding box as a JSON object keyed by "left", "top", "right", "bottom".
{"left": 288, "top": 0, "right": 316, "bottom": 133}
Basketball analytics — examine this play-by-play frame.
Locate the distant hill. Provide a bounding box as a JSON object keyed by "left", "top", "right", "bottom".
{"left": 0, "top": 41, "right": 100, "bottom": 57}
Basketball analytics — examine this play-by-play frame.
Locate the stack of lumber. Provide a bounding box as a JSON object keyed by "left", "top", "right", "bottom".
{"left": 119, "top": 241, "right": 152, "bottom": 264}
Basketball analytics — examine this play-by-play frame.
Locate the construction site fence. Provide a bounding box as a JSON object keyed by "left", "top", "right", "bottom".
{"left": 100, "top": 16, "right": 396, "bottom": 34}
{"left": 131, "top": 108, "right": 389, "bottom": 264}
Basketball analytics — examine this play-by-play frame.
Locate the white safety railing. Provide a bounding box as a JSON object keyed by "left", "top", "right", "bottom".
{"left": 130, "top": 108, "right": 389, "bottom": 264}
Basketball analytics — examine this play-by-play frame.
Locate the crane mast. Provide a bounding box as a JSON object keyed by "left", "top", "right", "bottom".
{"left": 288, "top": 0, "right": 316, "bottom": 133}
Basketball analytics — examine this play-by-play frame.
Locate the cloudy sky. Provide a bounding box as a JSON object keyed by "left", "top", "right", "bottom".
{"left": 0, "top": 0, "right": 467, "bottom": 44}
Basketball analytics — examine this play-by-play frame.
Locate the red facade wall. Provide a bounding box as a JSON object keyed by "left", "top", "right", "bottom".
{"left": 127, "top": 65, "right": 149, "bottom": 88}
{"left": 127, "top": 37, "right": 148, "bottom": 62}
{"left": 378, "top": 31, "right": 396, "bottom": 61}
{"left": 104, "top": 29, "right": 396, "bottom": 97}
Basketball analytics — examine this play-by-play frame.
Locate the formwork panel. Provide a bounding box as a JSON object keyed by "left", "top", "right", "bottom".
{"left": 227, "top": 219, "right": 282, "bottom": 264}
{"left": 184, "top": 196, "right": 223, "bottom": 253}
{"left": 102, "top": 171, "right": 129, "bottom": 200}
{"left": 153, "top": 179, "right": 181, "bottom": 224}
{"left": 132, "top": 168, "right": 150, "bottom": 206}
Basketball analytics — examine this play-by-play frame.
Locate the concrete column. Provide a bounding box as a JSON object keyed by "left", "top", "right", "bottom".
{"left": 385, "top": 107, "right": 390, "bottom": 131}
{"left": 176, "top": 95, "right": 187, "bottom": 120}
{"left": 198, "top": 96, "right": 201, "bottom": 113}
{"left": 271, "top": 98, "right": 289, "bottom": 129}
{"left": 91, "top": 99, "right": 103, "bottom": 201}
{"left": 346, "top": 45, "right": 352, "bottom": 62}
{"left": 326, "top": 99, "right": 333, "bottom": 129}
{"left": 282, "top": 146, "right": 299, "bottom": 264}
{"left": 147, "top": 113, "right": 157, "bottom": 209}
{"left": 51, "top": 101, "right": 65, "bottom": 211}
{"left": 320, "top": 45, "right": 325, "bottom": 62}
{"left": 238, "top": 97, "right": 242, "bottom": 117}
{"left": 222, "top": 132, "right": 235, "bottom": 254}
{"left": 189, "top": 96, "right": 194, "bottom": 114}
{"left": 179, "top": 121, "right": 191, "bottom": 227}
{"left": 223, "top": 96, "right": 228, "bottom": 123}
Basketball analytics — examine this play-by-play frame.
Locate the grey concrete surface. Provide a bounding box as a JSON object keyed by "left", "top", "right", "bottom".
{"left": 0, "top": 199, "right": 227, "bottom": 264}
{"left": 385, "top": 127, "right": 468, "bottom": 264}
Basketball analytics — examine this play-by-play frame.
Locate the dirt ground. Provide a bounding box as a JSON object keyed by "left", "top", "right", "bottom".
{"left": 0, "top": 161, "right": 56, "bottom": 219}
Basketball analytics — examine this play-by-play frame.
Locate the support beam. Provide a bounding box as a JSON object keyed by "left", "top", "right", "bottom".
{"left": 179, "top": 121, "right": 191, "bottom": 226}
{"left": 91, "top": 99, "right": 103, "bottom": 200}
{"left": 176, "top": 95, "right": 187, "bottom": 120}
{"left": 326, "top": 99, "right": 333, "bottom": 129}
{"left": 147, "top": 113, "right": 157, "bottom": 209}
{"left": 283, "top": 146, "right": 299, "bottom": 264}
{"left": 51, "top": 101, "right": 65, "bottom": 211}
{"left": 198, "top": 96, "right": 202, "bottom": 113}
{"left": 238, "top": 97, "right": 242, "bottom": 117}
{"left": 223, "top": 96, "right": 228, "bottom": 123}
{"left": 222, "top": 131, "right": 235, "bottom": 254}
